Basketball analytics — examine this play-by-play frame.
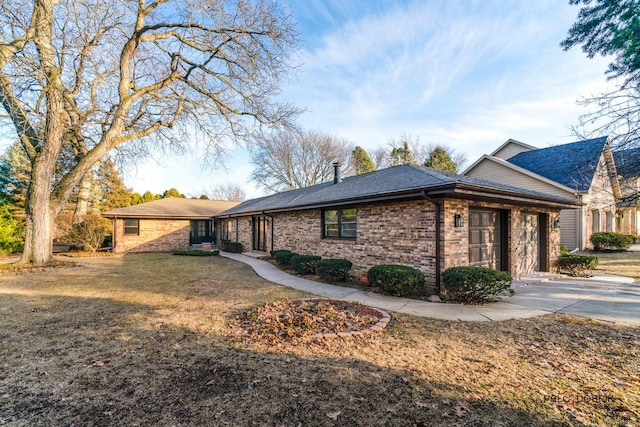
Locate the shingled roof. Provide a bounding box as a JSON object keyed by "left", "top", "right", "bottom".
{"left": 216, "top": 164, "right": 580, "bottom": 217}
{"left": 613, "top": 147, "right": 640, "bottom": 179}
{"left": 102, "top": 197, "right": 239, "bottom": 219}
{"left": 507, "top": 137, "right": 608, "bottom": 192}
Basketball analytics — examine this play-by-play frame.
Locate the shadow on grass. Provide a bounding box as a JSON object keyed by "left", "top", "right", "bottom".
{"left": 0, "top": 293, "right": 580, "bottom": 427}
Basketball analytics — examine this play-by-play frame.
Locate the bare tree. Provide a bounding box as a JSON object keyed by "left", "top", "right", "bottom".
{"left": 206, "top": 183, "right": 247, "bottom": 202}
{"left": 0, "top": 0, "right": 298, "bottom": 264}
{"left": 250, "top": 128, "right": 354, "bottom": 193}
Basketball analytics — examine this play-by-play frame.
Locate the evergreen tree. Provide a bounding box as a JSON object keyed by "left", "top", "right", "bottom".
{"left": 423, "top": 146, "right": 460, "bottom": 173}
{"left": 390, "top": 141, "right": 414, "bottom": 166}
{"left": 351, "top": 146, "right": 377, "bottom": 175}
{"left": 162, "top": 188, "right": 186, "bottom": 198}
{"left": 95, "top": 159, "right": 134, "bottom": 211}
{"left": 562, "top": 0, "right": 640, "bottom": 85}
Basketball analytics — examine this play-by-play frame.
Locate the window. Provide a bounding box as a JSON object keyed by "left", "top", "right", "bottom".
{"left": 592, "top": 210, "right": 600, "bottom": 233}
{"left": 220, "top": 219, "right": 232, "bottom": 240}
{"left": 123, "top": 218, "right": 139, "bottom": 235}
{"left": 323, "top": 208, "right": 356, "bottom": 239}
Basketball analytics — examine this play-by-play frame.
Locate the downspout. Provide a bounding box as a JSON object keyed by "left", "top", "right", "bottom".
{"left": 263, "top": 212, "right": 275, "bottom": 253}
{"left": 112, "top": 216, "right": 117, "bottom": 252}
{"left": 421, "top": 191, "right": 442, "bottom": 293}
{"left": 235, "top": 218, "right": 239, "bottom": 242}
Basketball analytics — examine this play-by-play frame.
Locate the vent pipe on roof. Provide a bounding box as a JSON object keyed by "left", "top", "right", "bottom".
{"left": 333, "top": 162, "right": 342, "bottom": 184}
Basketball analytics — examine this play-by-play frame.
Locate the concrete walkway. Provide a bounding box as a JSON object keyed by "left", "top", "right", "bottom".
{"left": 221, "top": 252, "right": 640, "bottom": 325}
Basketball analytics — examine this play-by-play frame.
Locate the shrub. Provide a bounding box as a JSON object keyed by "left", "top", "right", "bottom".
{"left": 560, "top": 245, "right": 570, "bottom": 256}
{"left": 173, "top": 249, "right": 219, "bottom": 256}
{"left": 290, "top": 254, "right": 322, "bottom": 275}
{"left": 317, "top": 258, "right": 353, "bottom": 281}
{"left": 557, "top": 254, "right": 598, "bottom": 277}
{"left": 0, "top": 202, "right": 23, "bottom": 255}
{"left": 590, "top": 232, "right": 635, "bottom": 251}
{"left": 270, "top": 249, "right": 289, "bottom": 258}
{"left": 442, "top": 266, "right": 513, "bottom": 304}
{"left": 367, "top": 264, "right": 425, "bottom": 296}
{"left": 56, "top": 213, "right": 111, "bottom": 252}
{"left": 274, "top": 250, "right": 297, "bottom": 266}
{"left": 220, "top": 240, "right": 243, "bottom": 253}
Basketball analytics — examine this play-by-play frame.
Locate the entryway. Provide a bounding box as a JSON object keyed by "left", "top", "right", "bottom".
{"left": 252, "top": 216, "right": 267, "bottom": 252}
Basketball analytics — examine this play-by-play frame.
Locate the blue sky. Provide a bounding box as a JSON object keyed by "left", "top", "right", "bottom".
{"left": 2, "top": 0, "right": 616, "bottom": 199}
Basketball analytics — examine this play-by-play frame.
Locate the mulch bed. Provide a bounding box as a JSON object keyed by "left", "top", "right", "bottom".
{"left": 228, "top": 298, "right": 386, "bottom": 345}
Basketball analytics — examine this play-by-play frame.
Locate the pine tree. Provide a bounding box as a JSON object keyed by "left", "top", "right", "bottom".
{"left": 423, "top": 146, "right": 459, "bottom": 173}
{"left": 95, "top": 159, "right": 134, "bottom": 211}
{"left": 351, "top": 146, "right": 377, "bottom": 175}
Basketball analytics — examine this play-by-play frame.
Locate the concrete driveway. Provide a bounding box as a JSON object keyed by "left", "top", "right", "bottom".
{"left": 499, "top": 273, "right": 640, "bottom": 326}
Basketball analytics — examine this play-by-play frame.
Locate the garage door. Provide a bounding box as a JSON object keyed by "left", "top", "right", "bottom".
{"left": 469, "top": 209, "right": 502, "bottom": 270}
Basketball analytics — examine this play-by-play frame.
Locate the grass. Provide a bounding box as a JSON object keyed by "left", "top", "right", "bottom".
{"left": 591, "top": 250, "right": 640, "bottom": 283}
{"left": 1, "top": 253, "right": 639, "bottom": 426}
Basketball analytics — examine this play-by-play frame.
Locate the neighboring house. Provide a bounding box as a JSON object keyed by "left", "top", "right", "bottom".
{"left": 102, "top": 197, "right": 239, "bottom": 253}
{"left": 215, "top": 164, "right": 580, "bottom": 293}
{"left": 464, "top": 137, "right": 621, "bottom": 250}
{"left": 613, "top": 147, "right": 640, "bottom": 236}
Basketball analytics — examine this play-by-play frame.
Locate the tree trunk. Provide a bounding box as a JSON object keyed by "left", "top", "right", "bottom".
{"left": 20, "top": 155, "right": 57, "bottom": 265}
{"left": 73, "top": 170, "right": 93, "bottom": 220}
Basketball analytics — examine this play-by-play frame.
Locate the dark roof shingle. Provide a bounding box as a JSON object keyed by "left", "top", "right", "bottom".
{"left": 613, "top": 147, "right": 640, "bottom": 179}
{"left": 506, "top": 137, "right": 608, "bottom": 191}
{"left": 217, "top": 164, "right": 579, "bottom": 216}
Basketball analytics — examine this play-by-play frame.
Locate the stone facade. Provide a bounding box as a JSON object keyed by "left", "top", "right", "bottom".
{"left": 112, "top": 218, "right": 190, "bottom": 253}
{"left": 220, "top": 198, "right": 562, "bottom": 292}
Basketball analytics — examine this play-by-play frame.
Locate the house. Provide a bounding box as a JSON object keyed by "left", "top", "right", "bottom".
{"left": 214, "top": 164, "right": 580, "bottom": 293}
{"left": 463, "top": 137, "right": 621, "bottom": 250}
{"left": 613, "top": 147, "right": 640, "bottom": 235}
{"left": 102, "top": 197, "right": 239, "bottom": 253}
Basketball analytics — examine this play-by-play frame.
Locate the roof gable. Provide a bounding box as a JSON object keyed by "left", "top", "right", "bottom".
{"left": 490, "top": 138, "right": 537, "bottom": 159}
{"left": 507, "top": 137, "right": 608, "bottom": 192}
{"left": 102, "top": 197, "right": 239, "bottom": 218}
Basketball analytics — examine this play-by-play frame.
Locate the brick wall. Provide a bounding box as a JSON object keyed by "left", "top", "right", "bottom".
{"left": 226, "top": 198, "right": 563, "bottom": 292}
{"left": 112, "top": 218, "right": 190, "bottom": 253}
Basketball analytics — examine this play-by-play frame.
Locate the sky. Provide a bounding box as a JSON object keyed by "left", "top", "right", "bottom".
{"left": 1, "top": 0, "right": 616, "bottom": 199}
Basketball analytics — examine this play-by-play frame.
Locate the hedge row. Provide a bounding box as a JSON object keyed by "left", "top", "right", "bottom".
{"left": 557, "top": 254, "right": 598, "bottom": 277}
{"left": 442, "top": 266, "right": 513, "bottom": 304}
{"left": 220, "top": 240, "right": 243, "bottom": 253}
{"left": 270, "top": 250, "right": 352, "bottom": 280}
{"left": 367, "top": 264, "right": 425, "bottom": 296}
{"left": 590, "top": 232, "right": 635, "bottom": 251}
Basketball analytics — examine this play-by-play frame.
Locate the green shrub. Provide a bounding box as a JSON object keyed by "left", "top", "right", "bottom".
{"left": 220, "top": 240, "right": 243, "bottom": 253}
{"left": 274, "top": 250, "right": 297, "bottom": 266}
{"left": 442, "top": 266, "right": 513, "bottom": 304}
{"left": 173, "top": 249, "right": 220, "bottom": 256}
{"left": 317, "top": 258, "right": 353, "bottom": 281}
{"left": 557, "top": 254, "right": 598, "bottom": 277}
{"left": 0, "top": 202, "right": 23, "bottom": 255}
{"left": 367, "top": 264, "right": 425, "bottom": 296}
{"left": 590, "top": 232, "right": 635, "bottom": 251}
{"left": 270, "top": 249, "right": 289, "bottom": 258}
{"left": 560, "top": 245, "right": 570, "bottom": 256}
{"left": 290, "top": 254, "right": 322, "bottom": 275}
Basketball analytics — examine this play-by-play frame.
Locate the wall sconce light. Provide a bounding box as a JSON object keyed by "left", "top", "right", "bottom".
{"left": 454, "top": 214, "right": 464, "bottom": 228}
{"left": 550, "top": 217, "right": 560, "bottom": 230}
{"left": 248, "top": 219, "right": 252, "bottom": 226}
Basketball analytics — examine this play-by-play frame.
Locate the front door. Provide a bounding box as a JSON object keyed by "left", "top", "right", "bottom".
{"left": 469, "top": 209, "right": 503, "bottom": 270}
{"left": 252, "top": 216, "right": 267, "bottom": 252}
{"left": 190, "top": 220, "right": 212, "bottom": 245}
{"left": 520, "top": 213, "right": 539, "bottom": 274}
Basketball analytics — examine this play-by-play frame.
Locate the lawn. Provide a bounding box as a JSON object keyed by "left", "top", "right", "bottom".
{"left": 592, "top": 250, "right": 640, "bottom": 283}
{"left": 1, "top": 253, "right": 638, "bottom": 426}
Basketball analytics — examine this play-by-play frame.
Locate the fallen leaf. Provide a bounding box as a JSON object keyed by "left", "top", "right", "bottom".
{"left": 326, "top": 411, "right": 341, "bottom": 420}
{"left": 90, "top": 358, "right": 111, "bottom": 367}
